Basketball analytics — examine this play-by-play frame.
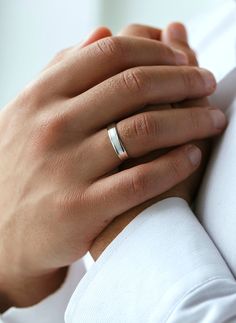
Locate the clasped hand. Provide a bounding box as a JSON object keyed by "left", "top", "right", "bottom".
{"left": 0, "top": 24, "right": 226, "bottom": 309}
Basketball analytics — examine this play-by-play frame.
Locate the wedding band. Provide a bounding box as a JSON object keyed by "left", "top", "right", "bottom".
{"left": 107, "top": 123, "right": 129, "bottom": 161}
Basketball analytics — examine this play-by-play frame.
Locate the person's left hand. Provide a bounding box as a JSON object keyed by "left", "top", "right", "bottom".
{"left": 90, "top": 23, "right": 219, "bottom": 260}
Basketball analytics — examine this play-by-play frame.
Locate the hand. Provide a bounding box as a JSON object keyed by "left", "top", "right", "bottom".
{"left": 0, "top": 26, "right": 223, "bottom": 309}
{"left": 120, "top": 23, "right": 212, "bottom": 203}
{"left": 90, "top": 23, "right": 226, "bottom": 260}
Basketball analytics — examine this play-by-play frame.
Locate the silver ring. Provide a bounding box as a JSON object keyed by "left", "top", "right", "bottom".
{"left": 107, "top": 123, "right": 129, "bottom": 161}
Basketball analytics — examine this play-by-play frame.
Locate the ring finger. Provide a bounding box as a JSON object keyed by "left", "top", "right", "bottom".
{"left": 86, "top": 106, "right": 226, "bottom": 177}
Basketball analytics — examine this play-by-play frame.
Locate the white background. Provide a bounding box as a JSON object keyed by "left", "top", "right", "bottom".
{"left": 0, "top": 0, "right": 223, "bottom": 108}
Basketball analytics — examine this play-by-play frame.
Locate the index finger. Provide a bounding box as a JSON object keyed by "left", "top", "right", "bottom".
{"left": 40, "top": 36, "right": 188, "bottom": 98}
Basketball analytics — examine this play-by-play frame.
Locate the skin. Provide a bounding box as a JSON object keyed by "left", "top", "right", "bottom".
{"left": 89, "top": 23, "right": 219, "bottom": 260}
{"left": 0, "top": 26, "right": 226, "bottom": 311}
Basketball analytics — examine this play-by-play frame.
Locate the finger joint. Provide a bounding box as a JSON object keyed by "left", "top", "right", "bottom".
{"left": 121, "top": 67, "right": 147, "bottom": 95}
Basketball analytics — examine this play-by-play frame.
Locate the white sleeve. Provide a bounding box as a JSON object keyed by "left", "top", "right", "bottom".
{"left": 65, "top": 197, "right": 236, "bottom": 323}
{"left": 0, "top": 256, "right": 93, "bottom": 323}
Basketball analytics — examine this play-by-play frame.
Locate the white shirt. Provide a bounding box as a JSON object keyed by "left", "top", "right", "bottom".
{"left": 1, "top": 0, "right": 236, "bottom": 322}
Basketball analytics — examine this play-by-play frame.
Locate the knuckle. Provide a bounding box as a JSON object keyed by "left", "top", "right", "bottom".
{"left": 168, "top": 157, "right": 183, "bottom": 180}
{"left": 188, "top": 109, "right": 201, "bottom": 131}
{"left": 181, "top": 68, "right": 194, "bottom": 90}
{"left": 130, "top": 168, "right": 148, "bottom": 197}
{"left": 15, "top": 81, "right": 44, "bottom": 109}
{"left": 34, "top": 112, "right": 69, "bottom": 151}
{"left": 55, "top": 190, "right": 83, "bottom": 218}
{"left": 45, "top": 113, "right": 68, "bottom": 135}
{"left": 132, "top": 113, "right": 157, "bottom": 138}
{"left": 121, "top": 67, "right": 147, "bottom": 94}
{"left": 14, "top": 86, "right": 32, "bottom": 108}
{"left": 95, "top": 37, "right": 124, "bottom": 59}
{"left": 18, "top": 72, "right": 61, "bottom": 109}
{"left": 181, "top": 67, "right": 203, "bottom": 91}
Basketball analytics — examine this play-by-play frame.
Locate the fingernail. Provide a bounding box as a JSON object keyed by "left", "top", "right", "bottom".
{"left": 168, "top": 23, "right": 188, "bottom": 42}
{"left": 200, "top": 69, "right": 217, "bottom": 93}
{"left": 186, "top": 145, "right": 202, "bottom": 167}
{"left": 209, "top": 109, "right": 227, "bottom": 129}
{"left": 174, "top": 49, "right": 188, "bottom": 65}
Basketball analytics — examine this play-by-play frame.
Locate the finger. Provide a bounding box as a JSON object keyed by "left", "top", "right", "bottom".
{"left": 162, "top": 22, "right": 198, "bottom": 66}
{"left": 71, "top": 65, "right": 216, "bottom": 131}
{"left": 40, "top": 36, "right": 187, "bottom": 97}
{"left": 86, "top": 107, "right": 226, "bottom": 175}
{"left": 119, "top": 23, "right": 189, "bottom": 64}
{"left": 162, "top": 23, "right": 210, "bottom": 111}
{"left": 117, "top": 107, "right": 225, "bottom": 156}
{"left": 119, "top": 24, "right": 161, "bottom": 40}
{"left": 80, "top": 26, "right": 112, "bottom": 48}
{"left": 44, "top": 27, "right": 112, "bottom": 71}
{"left": 88, "top": 144, "right": 202, "bottom": 219}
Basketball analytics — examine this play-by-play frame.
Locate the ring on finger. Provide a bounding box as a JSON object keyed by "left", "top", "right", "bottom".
{"left": 107, "top": 123, "right": 129, "bottom": 161}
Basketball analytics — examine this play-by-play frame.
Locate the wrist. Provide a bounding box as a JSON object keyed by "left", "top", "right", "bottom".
{"left": 90, "top": 198, "right": 164, "bottom": 260}
{"left": 90, "top": 194, "right": 191, "bottom": 261}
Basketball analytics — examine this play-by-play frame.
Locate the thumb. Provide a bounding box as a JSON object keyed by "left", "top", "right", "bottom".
{"left": 162, "top": 22, "right": 198, "bottom": 66}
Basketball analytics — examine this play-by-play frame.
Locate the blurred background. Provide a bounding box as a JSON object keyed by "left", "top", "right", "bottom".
{"left": 0, "top": 0, "right": 223, "bottom": 108}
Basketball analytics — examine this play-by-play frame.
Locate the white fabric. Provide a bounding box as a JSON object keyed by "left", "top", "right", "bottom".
{"left": 188, "top": 0, "right": 236, "bottom": 82}
{"left": 65, "top": 1, "right": 236, "bottom": 322}
{"left": 1, "top": 0, "right": 236, "bottom": 322}
{"left": 65, "top": 198, "right": 236, "bottom": 323}
{"left": 196, "top": 72, "right": 236, "bottom": 277}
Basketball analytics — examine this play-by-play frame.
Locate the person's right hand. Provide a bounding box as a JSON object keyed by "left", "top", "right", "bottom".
{"left": 0, "top": 27, "right": 224, "bottom": 308}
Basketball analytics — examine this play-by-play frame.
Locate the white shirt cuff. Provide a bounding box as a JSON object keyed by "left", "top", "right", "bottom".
{"left": 65, "top": 197, "right": 234, "bottom": 322}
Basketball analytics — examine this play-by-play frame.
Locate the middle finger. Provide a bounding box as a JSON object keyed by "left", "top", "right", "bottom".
{"left": 69, "top": 65, "right": 216, "bottom": 133}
